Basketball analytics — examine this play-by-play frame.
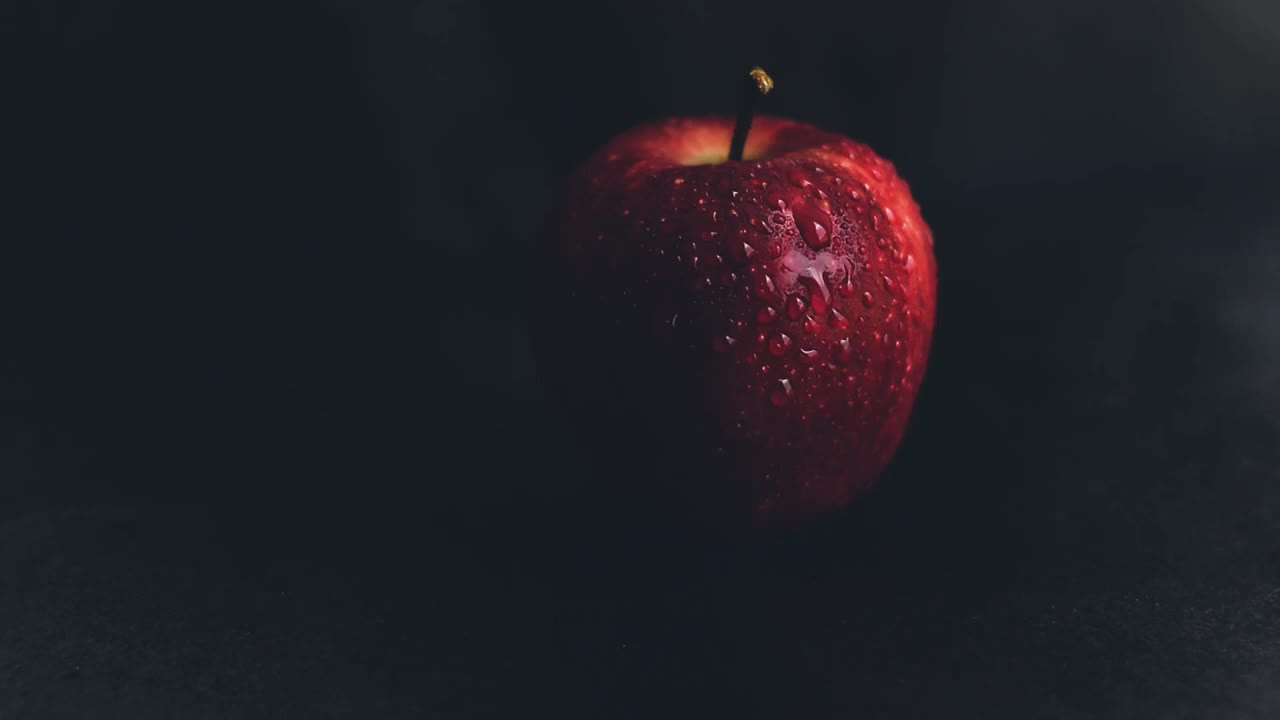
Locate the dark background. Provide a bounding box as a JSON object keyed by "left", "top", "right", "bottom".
{"left": 3, "top": 0, "right": 1280, "bottom": 716}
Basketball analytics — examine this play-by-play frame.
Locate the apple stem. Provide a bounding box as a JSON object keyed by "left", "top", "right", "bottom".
{"left": 729, "top": 67, "right": 774, "bottom": 162}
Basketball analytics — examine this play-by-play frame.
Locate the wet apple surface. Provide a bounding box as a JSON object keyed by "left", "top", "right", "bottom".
{"left": 534, "top": 115, "right": 936, "bottom": 531}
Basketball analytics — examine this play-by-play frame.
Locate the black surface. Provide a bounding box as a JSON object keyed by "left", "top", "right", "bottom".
{"left": 3, "top": 0, "right": 1280, "bottom": 717}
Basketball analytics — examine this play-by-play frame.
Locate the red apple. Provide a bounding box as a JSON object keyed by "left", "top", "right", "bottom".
{"left": 532, "top": 75, "right": 936, "bottom": 534}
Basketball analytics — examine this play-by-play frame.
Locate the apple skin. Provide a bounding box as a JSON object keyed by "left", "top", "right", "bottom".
{"left": 532, "top": 115, "right": 936, "bottom": 535}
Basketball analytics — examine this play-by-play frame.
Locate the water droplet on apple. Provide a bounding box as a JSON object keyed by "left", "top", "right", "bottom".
{"left": 791, "top": 201, "right": 833, "bottom": 250}
{"left": 806, "top": 278, "right": 829, "bottom": 315}
{"left": 803, "top": 315, "right": 820, "bottom": 334}
{"left": 862, "top": 291, "right": 874, "bottom": 307}
{"left": 755, "top": 275, "right": 778, "bottom": 300}
{"left": 836, "top": 275, "right": 855, "bottom": 298}
{"left": 770, "top": 379, "right": 793, "bottom": 406}
{"left": 787, "top": 169, "right": 813, "bottom": 188}
{"left": 720, "top": 270, "right": 738, "bottom": 287}
{"left": 767, "top": 333, "right": 792, "bottom": 356}
{"left": 833, "top": 338, "right": 855, "bottom": 364}
{"left": 830, "top": 308, "right": 850, "bottom": 331}
{"left": 881, "top": 275, "right": 894, "bottom": 292}
{"left": 800, "top": 348, "right": 820, "bottom": 363}
{"left": 713, "top": 335, "right": 736, "bottom": 352}
{"left": 757, "top": 306, "right": 778, "bottom": 324}
{"left": 784, "top": 294, "right": 806, "bottom": 320}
